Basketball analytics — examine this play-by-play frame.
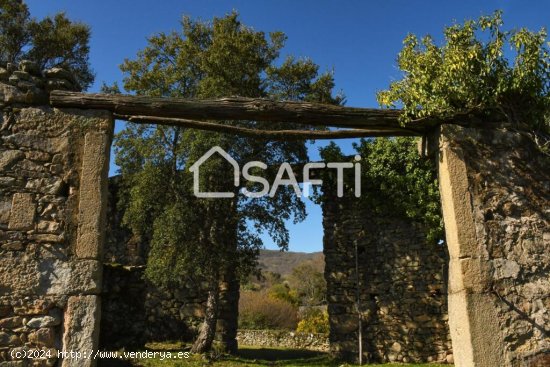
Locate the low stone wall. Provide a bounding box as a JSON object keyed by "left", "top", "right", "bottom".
{"left": 236, "top": 330, "right": 329, "bottom": 352}
{"left": 100, "top": 264, "right": 202, "bottom": 348}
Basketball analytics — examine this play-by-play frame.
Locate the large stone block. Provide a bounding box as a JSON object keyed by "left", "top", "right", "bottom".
{"left": 437, "top": 134, "right": 477, "bottom": 260}
{"left": 448, "top": 257, "right": 492, "bottom": 294}
{"left": 8, "top": 193, "right": 35, "bottom": 231}
{"left": 0, "top": 251, "right": 39, "bottom": 294}
{"left": 4, "top": 132, "right": 69, "bottom": 155}
{"left": 0, "top": 150, "right": 24, "bottom": 171}
{"left": 61, "top": 295, "right": 101, "bottom": 367}
{"left": 38, "top": 259, "right": 102, "bottom": 296}
{"left": 447, "top": 292, "right": 505, "bottom": 367}
{"left": 1, "top": 254, "right": 102, "bottom": 296}
{"left": 76, "top": 131, "right": 111, "bottom": 259}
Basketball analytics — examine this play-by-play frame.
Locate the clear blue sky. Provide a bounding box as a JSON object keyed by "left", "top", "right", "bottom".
{"left": 26, "top": 1, "right": 549, "bottom": 252}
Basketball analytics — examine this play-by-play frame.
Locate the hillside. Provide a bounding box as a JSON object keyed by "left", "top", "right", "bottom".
{"left": 258, "top": 249, "right": 324, "bottom": 277}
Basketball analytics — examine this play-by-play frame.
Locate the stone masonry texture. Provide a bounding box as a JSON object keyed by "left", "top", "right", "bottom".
{"left": 1, "top": 59, "right": 548, "bottom": 367}
{"left": 322, "top": 189, "right": 453, "bottom": 364}
{"left": 236, "top": 330, "right": 329, "bottom": 352}
{"left": 438, "top": 125, "right": 549, "bottom": 367}
{"left": 0, "top": 61, "right": 113, "bottom": 367}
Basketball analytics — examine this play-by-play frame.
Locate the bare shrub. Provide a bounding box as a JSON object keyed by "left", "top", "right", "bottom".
{"left": 239, "top": 290, "right": 298, "bottom": 330}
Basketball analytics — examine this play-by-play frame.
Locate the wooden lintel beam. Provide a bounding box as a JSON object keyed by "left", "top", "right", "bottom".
{"left": 50, "top": 91, "right": 430, "bottom": 133}
{"left": 115, "top": 114, "right": 421, "bottom": 139}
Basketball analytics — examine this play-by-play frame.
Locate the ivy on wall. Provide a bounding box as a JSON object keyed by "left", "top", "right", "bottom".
{"left": 317, "top": 138, "right": 443, "bottom": 244}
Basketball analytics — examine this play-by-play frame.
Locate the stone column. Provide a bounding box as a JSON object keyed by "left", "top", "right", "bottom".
{"left": 62, "top": 112, "right": 113, "bottom": 367}
{"left": 437, "top": 124, "right": 549, "bottom": 367}
{"left": 0, "top": 103, "right": 112, "bottom": 367}
{"left": 1, "top": 63, "right": 114, "bottom": 366}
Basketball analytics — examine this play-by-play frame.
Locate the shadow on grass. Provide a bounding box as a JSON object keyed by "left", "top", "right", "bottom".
{"left": 97, "top": 345, "right": 452, "bottom": 367}
{"left": 232, "top": 347, "right": 336, "bottom": 366}
{"left": 237, "top": 348, "right": 324, "bottom": 361}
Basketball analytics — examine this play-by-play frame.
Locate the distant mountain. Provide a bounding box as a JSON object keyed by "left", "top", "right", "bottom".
{"left": 258, "top": 249, "right": 324, "bottom": 277}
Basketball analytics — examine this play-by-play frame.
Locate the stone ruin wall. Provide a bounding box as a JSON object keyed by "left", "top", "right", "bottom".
{"left": 0, "top": 60, "right": 548, "bottom": 367}
{"left": 0, "top": 62, "right": 112, "bottom": 366}
{"left": 324, "top": 125, "right": 550, "bottom": 367}
{"left": 236, "top": 330, "right": 329, "bottom": 352}
{"left": 323, "top": 191, "right": 453, "bottom": 364}
{"left": 101, "top": 177, "right": 239, "bottom": 351}
{"left": 438, "top": 125, "right": 549, "bottom": 367}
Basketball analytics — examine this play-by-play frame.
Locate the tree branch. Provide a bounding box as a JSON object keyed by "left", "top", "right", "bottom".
{"left": 114, "top": 114, "right": 421, "bottom": 140}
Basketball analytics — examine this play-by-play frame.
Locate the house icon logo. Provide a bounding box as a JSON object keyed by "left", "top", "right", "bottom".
{"left": 189, "top": 146, "right": 240, "bottom": 198}
{"left": 190, "top": 146, "right": 362, "bottom": 199}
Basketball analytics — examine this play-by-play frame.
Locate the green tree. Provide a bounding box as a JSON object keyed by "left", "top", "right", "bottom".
{"left": 0, "top": 0, "right": 93, "bottom": 89}
{"left": 288, "top": 261, "right": 326, "bottom": 306}
{"left": 268, "top": 283, "right": 299, "bottom": 306}
{"left": 115, "top": 12, "right": 341, "bottom": 353}
{"left": 318, "top": 138, "right": 443, "bottom": 244}
{"left": 0, "top": 0, "right": 30, "bottom": 64}
{"left": 377, "top": 11, "right": 549, "bottom": 137}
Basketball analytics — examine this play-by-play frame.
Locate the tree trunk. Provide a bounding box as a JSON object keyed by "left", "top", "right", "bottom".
{"left": 191, "top": 279, "right": 220, "bottom": 353}
{"left": 218, "top": 263, "right": 239, "bottom": 354}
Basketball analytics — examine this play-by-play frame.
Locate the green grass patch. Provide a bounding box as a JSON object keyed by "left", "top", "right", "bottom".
{"left": 121, "top": 343, "right": 451, "bottom": 367}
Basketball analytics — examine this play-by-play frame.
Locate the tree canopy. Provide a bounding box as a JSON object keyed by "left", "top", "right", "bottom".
{"left": 377, "top": 11, "right": 549, "bottom": 136}
{"left": 0, "top": 0, "right": 94, "bottom": 89}
{"left": 114, "top": 12, "right": 341, "bottom": 352}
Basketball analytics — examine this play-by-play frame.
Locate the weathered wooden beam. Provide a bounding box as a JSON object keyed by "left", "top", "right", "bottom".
{"left": 50, "top": 91, "right": 430, "bottom": 133}
{"left": 115, "top": 114, "right": 420, "bottom": 139}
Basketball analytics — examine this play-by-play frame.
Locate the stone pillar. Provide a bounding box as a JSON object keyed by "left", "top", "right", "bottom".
{"left": 437, "top": 125, "right": 549, "bottom": 367}
{"left": 61, "top": 114, "right": 112, "bottom": 367}
{"left": 0, "top": 102, "right": 112, "bottom": 367}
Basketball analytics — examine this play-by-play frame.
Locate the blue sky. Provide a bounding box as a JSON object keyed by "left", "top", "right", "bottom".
{"left": 26, "top": 1, "right": 549, "bottom": 252}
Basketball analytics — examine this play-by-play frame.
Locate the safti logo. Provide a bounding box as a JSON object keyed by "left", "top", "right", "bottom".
{"left": 189, "top": 146, "right": 361, "bottom": 199}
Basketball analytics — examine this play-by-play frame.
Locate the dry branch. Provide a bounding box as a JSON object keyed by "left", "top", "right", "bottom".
{"left": 115, "top": 114, "right": 420, "bottom": 139}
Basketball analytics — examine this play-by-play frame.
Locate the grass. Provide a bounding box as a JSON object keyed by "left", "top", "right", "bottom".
{"left": 100, "top": 342, "right": 451, "bottom": 367}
